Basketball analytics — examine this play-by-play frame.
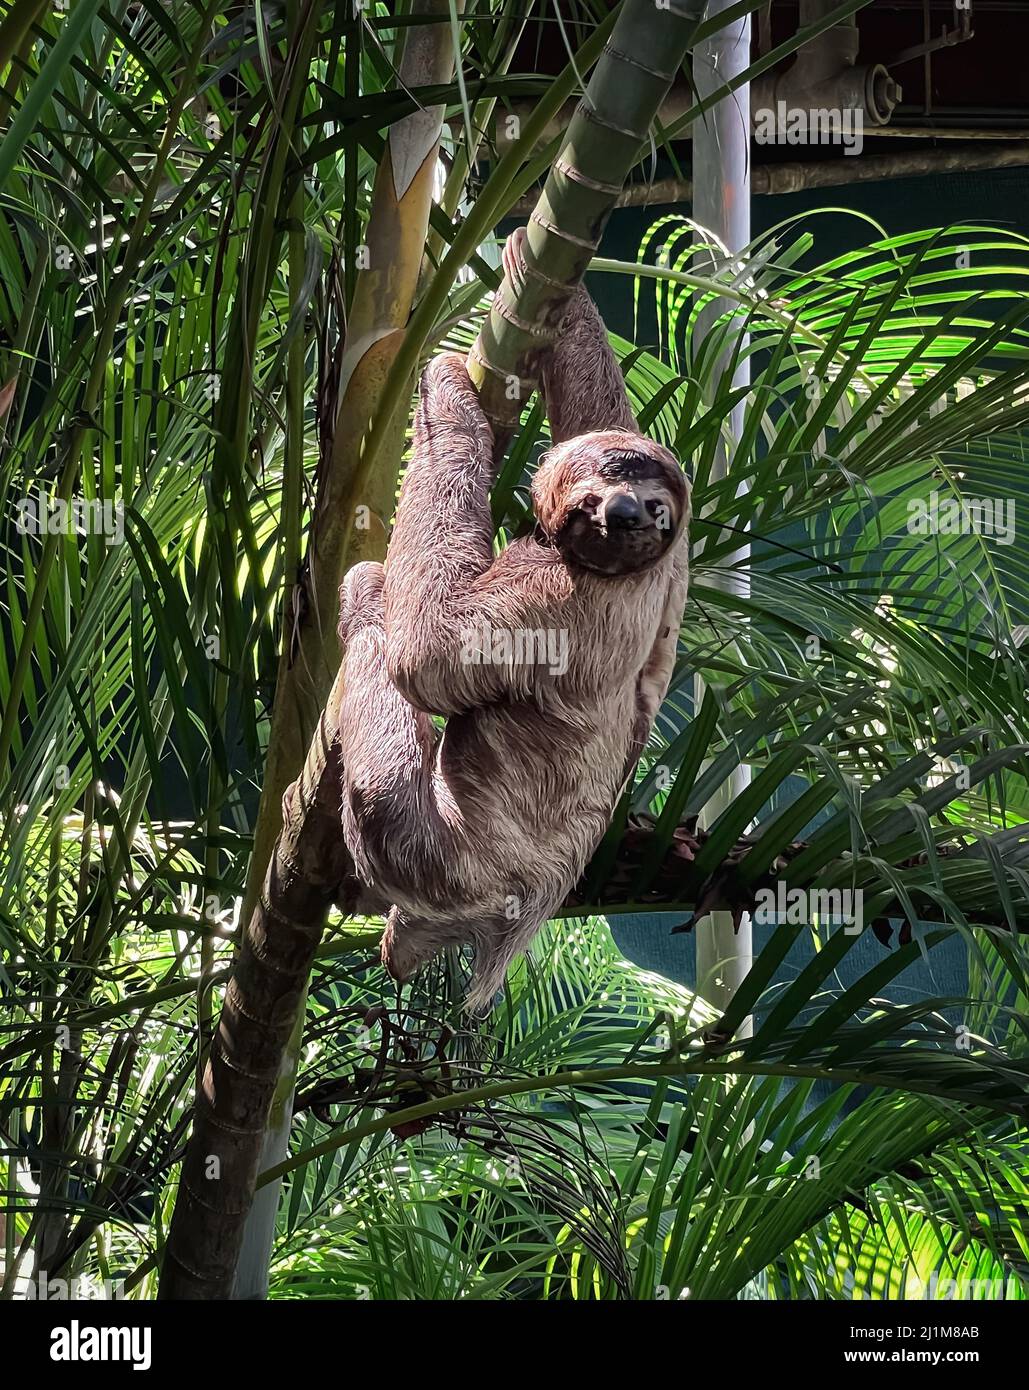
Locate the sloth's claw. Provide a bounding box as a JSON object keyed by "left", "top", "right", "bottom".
{"left": 501, "top": 226, "right": 528, "bottom": 297}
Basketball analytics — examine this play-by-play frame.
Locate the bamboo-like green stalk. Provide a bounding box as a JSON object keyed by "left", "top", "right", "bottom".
{"left": 349, "top": 6, "right": 620, "bottom": 496}
{"left": 467, "top": 0, "right": 702, "bottom": 429}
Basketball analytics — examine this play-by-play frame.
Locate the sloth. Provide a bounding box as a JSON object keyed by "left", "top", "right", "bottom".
{"left": 336, "top": 230, "right": 690, "bottom": 1010}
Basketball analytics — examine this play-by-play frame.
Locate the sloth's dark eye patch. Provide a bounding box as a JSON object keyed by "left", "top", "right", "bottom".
{"left": 581, "top": 493, "right": 601, "bottom": 509}
{"left": 598, "top": 452, "right": 670, "bottom": 483}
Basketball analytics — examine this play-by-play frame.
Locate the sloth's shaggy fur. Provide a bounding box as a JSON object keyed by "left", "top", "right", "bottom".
{"left": 336, "top": 287, "right": 691, "bottom": 1010}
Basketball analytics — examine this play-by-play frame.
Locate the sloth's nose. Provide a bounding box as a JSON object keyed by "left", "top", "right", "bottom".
{"left": 604, "top": 493, "right": 645, "bottom": 530}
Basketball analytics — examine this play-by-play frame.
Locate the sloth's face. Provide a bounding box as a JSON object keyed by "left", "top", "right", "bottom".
{"left": 534, "top": 435, "right": 688, "bottom": 577}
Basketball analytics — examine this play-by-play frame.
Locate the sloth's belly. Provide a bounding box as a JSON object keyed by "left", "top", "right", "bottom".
{"left": 438, "top": 690, "right": 637, "bottom": 892}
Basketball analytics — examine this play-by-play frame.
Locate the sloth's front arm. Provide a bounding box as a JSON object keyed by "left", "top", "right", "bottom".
{"left": 383, "top": 352, "right": 562, "bottom": 717}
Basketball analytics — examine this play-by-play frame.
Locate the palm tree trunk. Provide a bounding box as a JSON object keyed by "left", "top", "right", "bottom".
{"left": 227, "top": 0, "right": 465, "bottom": 1299}
{"left": 159, "top": 685, "right": 354, "bottom": 1298}
{"left": 159, "top": 0, "right": 464, "bottom": 1300}
{"left": 159, "top": 0, "right": 703, "bottom": 1300}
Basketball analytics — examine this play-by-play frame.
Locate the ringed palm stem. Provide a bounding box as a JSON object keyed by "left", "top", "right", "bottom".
{"left": 467, "top": 0, "right": 701, "bottom": 428}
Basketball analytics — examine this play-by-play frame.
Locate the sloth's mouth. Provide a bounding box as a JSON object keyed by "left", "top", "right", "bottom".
{"left": 558, "top": 511, "right": 672, "bottom": 576}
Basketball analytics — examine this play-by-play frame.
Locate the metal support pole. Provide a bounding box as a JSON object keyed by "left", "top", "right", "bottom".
{"left": 692, "top": 1, "right": 754, "bottom": 1018}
